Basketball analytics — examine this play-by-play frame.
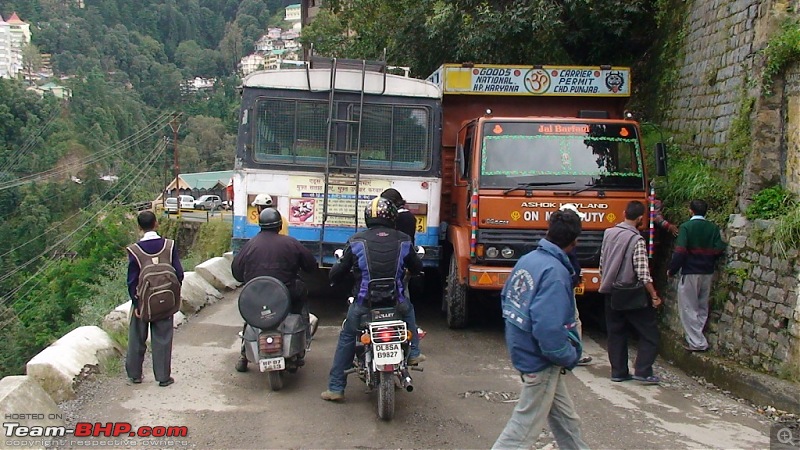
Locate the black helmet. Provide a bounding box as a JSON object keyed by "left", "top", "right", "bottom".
{"left": 364, "top": 197, "right": 397, "bottom": 228}
{"left": 380, "top": 188, "right": 405, "bottom": 207}
{"left": 259, "top": 208, "right": 282, "bottom": 231}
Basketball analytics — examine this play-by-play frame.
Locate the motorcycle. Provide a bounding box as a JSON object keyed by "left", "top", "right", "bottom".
{"left": 336, "top": 247, "right": 425, "bottom": 420}
{"left": 235, "top": 276, "right": 318, "bottom": 391}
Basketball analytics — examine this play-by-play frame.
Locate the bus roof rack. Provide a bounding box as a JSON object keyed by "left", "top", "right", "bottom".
{"left": 307, "top": 45, "right": 387, "bottom": 74}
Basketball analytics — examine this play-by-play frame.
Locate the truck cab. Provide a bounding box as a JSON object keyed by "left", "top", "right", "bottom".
{"left": 428, "top": 64, "right": 656, "bottom": 328}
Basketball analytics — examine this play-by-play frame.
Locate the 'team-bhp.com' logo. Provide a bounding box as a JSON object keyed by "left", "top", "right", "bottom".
{"left": 4, "top": 420, "right": 189, "bottom": 448}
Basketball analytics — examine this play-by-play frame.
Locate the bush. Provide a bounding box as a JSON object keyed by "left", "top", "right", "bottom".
{"left": 745, "top": 185, "right": 795, "bottom": 220}
{"left": 656, "top": 156, "right": 737, "bottom": 226}
{"left": 190, "top": 220, "right": 232, "bottom": 262}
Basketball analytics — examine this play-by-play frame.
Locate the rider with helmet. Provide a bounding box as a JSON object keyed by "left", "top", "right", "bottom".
{"left": 251, "top": 194, "right": 289, "bottom": 235}
{"left": 321, "top": 196, "right": 425, "bottom": 402}
{"left": 232, "top": 207, "right": 317, "bottom": 371}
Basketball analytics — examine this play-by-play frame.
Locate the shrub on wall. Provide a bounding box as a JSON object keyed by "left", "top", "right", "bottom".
{"left": 189, "top": 220, "right": 232, "bottom": 263}
{"left": 761, "top": 17, "right": 800, "bottom": 96}
{"left": 656, "top": 156, "right": 737, "bottom": 226}
{"left": 745, "top": 185, "right": 796, "bottom": 219}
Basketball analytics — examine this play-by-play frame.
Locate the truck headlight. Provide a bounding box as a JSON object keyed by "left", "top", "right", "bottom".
{"left": 486, "top": 247, "right": 499, "bottom": 258}
{"left": 501, "top": 247, "right": 515, "bottom": 258}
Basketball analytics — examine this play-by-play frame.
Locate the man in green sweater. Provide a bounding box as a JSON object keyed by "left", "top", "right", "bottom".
{"left": 667, "top": 200, "right": 727, "bottom": 352}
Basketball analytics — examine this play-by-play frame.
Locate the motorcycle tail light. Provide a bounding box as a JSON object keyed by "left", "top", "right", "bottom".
{"left": 405, "top": 330, "right": 412, "bottom": 342}
{"left": 259, "top": 332, "right": 282, "bottom": 355}
{"left": 360, "top": 333, "right": 371, "bottom": 345}
{"left": 374, "top": 328, "right": 394, "bottom": 343}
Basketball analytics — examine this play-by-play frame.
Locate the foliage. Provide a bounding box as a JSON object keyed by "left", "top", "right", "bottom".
{"left": 76, "top": 260, "right": 130, "bottom": 327}
{"left": 761, "top": 17, "right": 800, "bottom": 96}
{"left": 655, "top": 155, "right": 737, "bottom": 227}
{"left": 301, "top": 0, "right": 660, "bottom": 76}
{"left": 190, "top": 220, "right": 233, "bottom": 262}
{"left": 770, "top": 204, "right": 800, "bottom": 258}
{"left": 745, "top": 185, "right": 796, "bottom": 220}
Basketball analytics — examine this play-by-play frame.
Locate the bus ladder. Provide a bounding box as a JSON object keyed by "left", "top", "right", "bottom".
{"left": 310, "top": 50, "right": 386, "bottom": 261}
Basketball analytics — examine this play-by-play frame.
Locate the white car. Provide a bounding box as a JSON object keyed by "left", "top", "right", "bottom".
{"left": 178, "top": 195, "right": 195, "bottom": 210}
{"left": 165, "top": 197, "right": 179, "bottom": 214}
{"left": 195, "top": 194, "right": 222, "bottom": 210}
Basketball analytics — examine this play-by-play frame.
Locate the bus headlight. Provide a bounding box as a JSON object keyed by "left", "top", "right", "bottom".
{"left": 501, "top": 247, "right": 515, "bottom": 259}
{"left": 486, "top": 247, "right": 499, "bottom": 258}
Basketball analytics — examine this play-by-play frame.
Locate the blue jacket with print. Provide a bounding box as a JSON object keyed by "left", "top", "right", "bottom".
{"left": 501, "top": 238, "right": 581, "bottom": 374}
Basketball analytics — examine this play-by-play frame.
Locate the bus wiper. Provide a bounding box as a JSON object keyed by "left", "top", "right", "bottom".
{"left": 502, "top": 181, "right": 576, "bottom": 195}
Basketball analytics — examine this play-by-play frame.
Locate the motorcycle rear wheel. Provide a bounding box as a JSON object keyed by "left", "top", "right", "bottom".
{"left": 267, "top": 370, "right": 284, "bottom": 391}
{"left": 377, "top": 372, "right": 395, "bottom": 420}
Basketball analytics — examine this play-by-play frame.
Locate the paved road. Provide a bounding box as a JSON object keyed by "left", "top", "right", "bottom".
{"left": 59, "top": 284, "right": 773, "bottom": 449}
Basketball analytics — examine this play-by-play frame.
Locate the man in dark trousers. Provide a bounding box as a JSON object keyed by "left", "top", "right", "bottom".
{"left": 668, "top": 199, "right": 726, "bottom": 352}
{"left": 126, "top": 211, "right": 184, "bottom": 387}
{"left": 599, "top": 201, "right": 662, "bottom": 385}
{"left": 231, "top": 207, "right": 317, "bottom": 370}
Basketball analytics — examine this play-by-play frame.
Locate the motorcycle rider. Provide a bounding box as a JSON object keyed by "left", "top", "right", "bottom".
{"left": 251, "top": 193, "right": 288, "bottom": 235}
{"left": 232, "top": 208, "right": 317, "bottom": 371}
{"left": 321, "top": 196, "right": 425, "bottom": 402}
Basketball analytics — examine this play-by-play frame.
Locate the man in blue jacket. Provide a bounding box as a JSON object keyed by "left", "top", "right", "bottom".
{"left": 493, "top": 209, "right": 589, "bottom": 450}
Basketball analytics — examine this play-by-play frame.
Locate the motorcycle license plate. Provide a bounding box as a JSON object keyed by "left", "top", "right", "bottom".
{"left": 258, "top": 357, "right": 285, "bottom": 372}
{"left": 574, "top": 283, "right": 585, "bottom": 295}
{"left": 373, "top": 343, "right": 402, "bottom": 365}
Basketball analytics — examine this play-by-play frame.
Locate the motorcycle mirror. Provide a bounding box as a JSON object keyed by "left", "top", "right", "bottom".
{"left": 416, "top": 246, "right": 425, "bottom": 257}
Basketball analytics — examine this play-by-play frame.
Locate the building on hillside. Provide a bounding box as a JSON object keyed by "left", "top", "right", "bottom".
{"left": 0, "top": 12, "right": 31, "bottom": 79}
{"left": 26, "top": 81, "right": 72, "bottom": 99}
{"left": 267, "top": 28, "right": 282, "bottom": 40}
{"left": 158, "top": 170, "right": 235, "bottom": 202}
{"left": 240, "top": 53, "right": 266, "bottom": 76}
{"left": 254, "top": 35, "right": 274, "bottom": 52}
{"left": 265, "top": 49, "right": 286, "bottom": 70}
{"left": 285, "top": 4, "right": 302, "bottom": 32}
{"left": 180, "top": 77, "right": 215, "bottom": 95}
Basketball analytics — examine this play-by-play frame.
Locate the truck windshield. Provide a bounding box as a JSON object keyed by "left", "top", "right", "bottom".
{"left": 479, "top": 121, "right": 644, "bottom": 190}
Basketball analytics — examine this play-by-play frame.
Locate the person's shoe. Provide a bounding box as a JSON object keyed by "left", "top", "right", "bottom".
{"left": 633, "top": 375, "right": 661, "bottom": 385}
{"left": 577, "top": 356, "right": 593, "bottom": 366}
{"left": 235, "top": 356, "right": 249, "bottom": 372}
{"left": 611, "top": 374, "right": 633, "bottom": 382}
{"left": 128, "top": 377, "right": 143, "bottom": 384}
{"left": 320, "top": 390, "right": 344, "bottom": 402}
{"left": 682, "top": 343, "right": 709, "bottom": 352}
{"left": 407, "top": 354, "right": 427, "bottom": 365}
{"left": 158, "top": 377, "right": 175, "bottom": 387}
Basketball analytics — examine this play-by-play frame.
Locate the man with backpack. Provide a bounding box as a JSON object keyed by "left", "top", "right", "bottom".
{"left": 126, "top": 211, "right": 184, "bottom": 387}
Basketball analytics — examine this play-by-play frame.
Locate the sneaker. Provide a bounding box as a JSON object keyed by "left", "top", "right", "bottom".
{"left": 408, "top": 354, "right": 427, "bottom": 365}
{"left": 128, "top": 377, "right": 143, "bottom": 384}
{"left": 320, "top": 390, "right": 344, "bottom": 402}
{"left": 577, "top": 356, "right": 593, "bottom": 366}
{"left": 158, "top": 377, "right": 175, "bottom": 387}
{"left": 682, "top": 343, "right": 709, "bottom": 352}
{"left": 633, "top": 375, "right": 661, "bottom": 385}
{"left": 611, "top": 374, "right": 633, "bottom": 382}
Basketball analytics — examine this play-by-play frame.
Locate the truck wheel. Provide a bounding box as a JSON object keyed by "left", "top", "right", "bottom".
{"left": 444, "top": 254, "right": 468, "bottom": 328}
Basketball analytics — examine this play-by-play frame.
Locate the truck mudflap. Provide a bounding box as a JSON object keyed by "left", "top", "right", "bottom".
{"left": 467, "top": 265, "right": 601, "bottom": 295}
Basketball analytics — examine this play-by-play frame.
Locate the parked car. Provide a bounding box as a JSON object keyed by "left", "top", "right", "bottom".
{"left": 195, "top": 194, "right": 222, "bottom": 210}
{"left": 165, "top": 197, "right": 179, "bottom": 214}
{"left": 179, "top": 195, "right": 195, "bottom": 210}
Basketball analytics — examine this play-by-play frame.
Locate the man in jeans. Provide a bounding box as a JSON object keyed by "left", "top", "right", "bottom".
{"left": 667, "top": 199, "right": 726, "bottom": 352}
{"left": 493, "top": 210, "right": 588, "bottom": 450}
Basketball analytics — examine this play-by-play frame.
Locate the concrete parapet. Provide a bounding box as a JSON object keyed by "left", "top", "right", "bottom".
{"left": 195, "top": 257, "right": 240, "bottom": 291}
{"left": 0, "top": 376, "right": 65, "bottom": 450}
{"left": 25, "top": 326, "right": 121, "bottom": 403}
{"left": 180, "top": 271, "right": 223, "bottom": 314}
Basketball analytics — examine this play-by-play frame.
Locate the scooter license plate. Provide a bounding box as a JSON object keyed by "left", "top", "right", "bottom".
{"left": 373, "top": 343, "right": 402, "bottom": 365}
{"left": 258, "top": 357, "right": 285, "bottom": 372}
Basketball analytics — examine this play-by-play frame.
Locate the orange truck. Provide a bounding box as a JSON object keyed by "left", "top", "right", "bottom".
{"left": 426, "top": 63, "right": 666, "bottom": 328}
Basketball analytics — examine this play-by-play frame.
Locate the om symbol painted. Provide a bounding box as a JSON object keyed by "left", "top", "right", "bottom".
{"left": 524, "top": 69, "right": 551, "bottom": 94}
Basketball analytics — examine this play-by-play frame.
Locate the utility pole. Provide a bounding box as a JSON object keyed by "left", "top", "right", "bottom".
{"left": 168, "top": 113, "right": 182, "bottom": 193}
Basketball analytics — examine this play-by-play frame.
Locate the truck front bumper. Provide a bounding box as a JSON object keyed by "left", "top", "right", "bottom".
{"left": 467, "top": 265, "right": 601, "bottom": 296}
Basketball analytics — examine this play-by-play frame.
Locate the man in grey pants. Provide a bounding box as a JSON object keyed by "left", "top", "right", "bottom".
{"left": 125, "top": 211, "right": 184, "bottom": 386}
{"left": 667, "top": 200, "right": 726, "bottom": 352}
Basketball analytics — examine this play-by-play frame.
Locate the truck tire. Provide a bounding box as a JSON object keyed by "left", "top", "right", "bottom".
{"left": 444, "top": 254, "right": 468, "bottom": 328}
{"left": 377, "top": 372, "right": 395, "bottom": 420}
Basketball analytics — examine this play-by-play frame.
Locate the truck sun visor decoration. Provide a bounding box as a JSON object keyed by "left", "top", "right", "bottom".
{"left": 427, "top": 64, "right": 631, "bottom": 97}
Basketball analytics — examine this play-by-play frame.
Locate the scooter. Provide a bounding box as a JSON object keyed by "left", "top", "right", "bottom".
{"left": 235, "top": 276, "right": 318, "bottom": 391}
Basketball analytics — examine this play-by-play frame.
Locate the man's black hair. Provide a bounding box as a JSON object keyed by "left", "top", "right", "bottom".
{"left": 546, "top": 210, "right": 582, "bottom": 249}
{"left": 137, "top": 211, "right": 157, "bottom": 231}
{"left": 624, "top": 201, "right": 646, "bottom": 220}
{"left": 690, "top": 199, "right": 708, "bottom": 217}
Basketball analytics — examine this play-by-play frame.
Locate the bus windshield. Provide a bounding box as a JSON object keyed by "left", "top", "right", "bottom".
{"left": 252, "top": 97, "right": 432, "bottom": 171}
{"left": 479, "top": 121, "right": 644, "bottom": 190}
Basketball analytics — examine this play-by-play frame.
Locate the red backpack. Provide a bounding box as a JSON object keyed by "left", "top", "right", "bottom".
{"left": 127, "top": 239, "right": 181, "bottom": 322}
